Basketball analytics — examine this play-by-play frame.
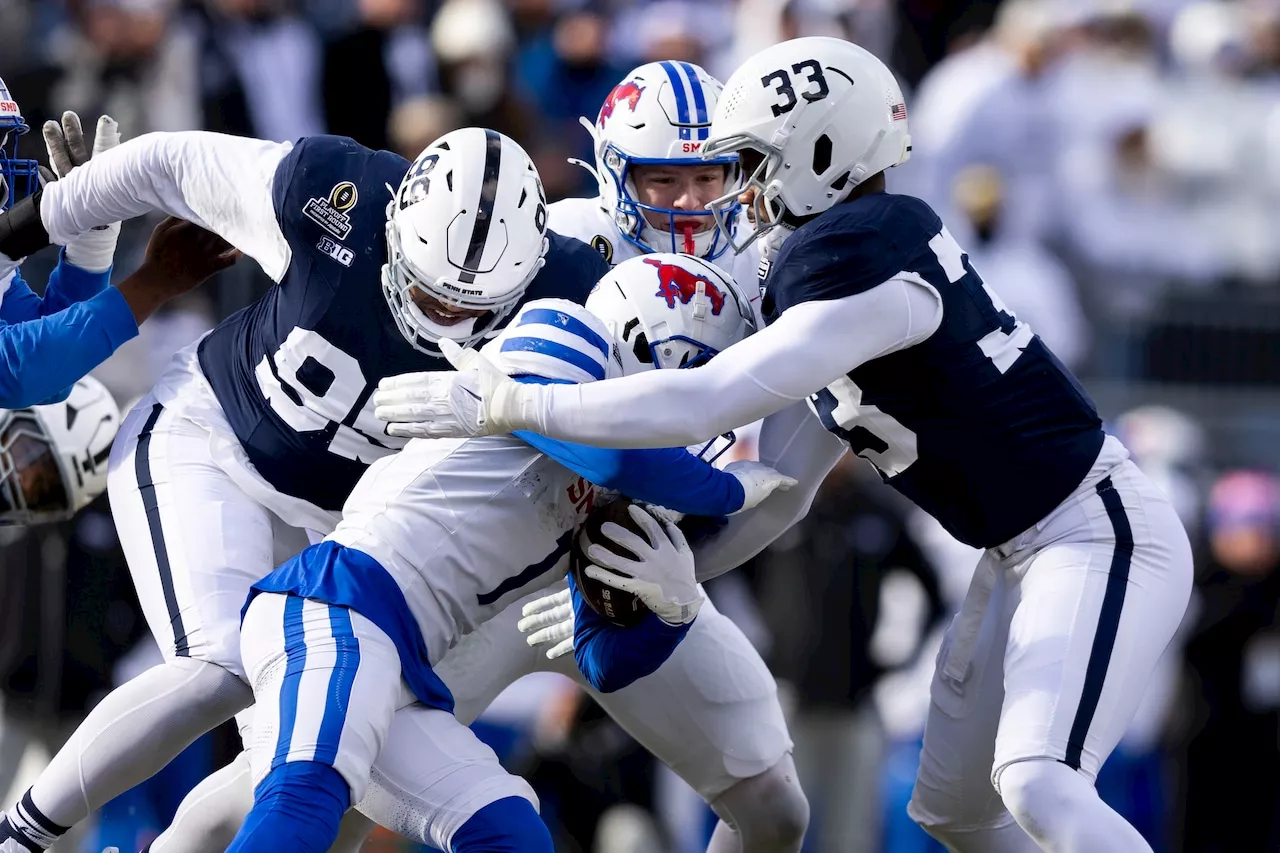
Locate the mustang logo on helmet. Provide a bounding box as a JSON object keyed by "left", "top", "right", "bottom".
{"left": 644, "top": 257, "right": 725, "bottom": 316}
{"left": 598, "top": 82, "right": 645, "bottom": 125}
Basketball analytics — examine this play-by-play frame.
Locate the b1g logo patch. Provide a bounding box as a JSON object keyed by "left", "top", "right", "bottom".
{"left": 317, "top": 235, "right": 354, "bottom": 267}
{"left": 590, "top": 235, "right": 613, "bottom": 264}
{"left": 304, "top": 181, "right": 358, "bottom": 240}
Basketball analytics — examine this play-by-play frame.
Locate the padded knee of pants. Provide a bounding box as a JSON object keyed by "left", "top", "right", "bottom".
{"left": 711, "top": 754, "right": 809, "bottom": 851}
{"left": 996, "top": 759, "right": 1089, "bottom": 840}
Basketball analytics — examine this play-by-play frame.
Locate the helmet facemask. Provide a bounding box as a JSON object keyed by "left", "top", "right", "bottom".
{"left": 382, "top": 201, "right": 547, "bottom": 357}
{"left": 0, "top": 412, "right": 71, "bottom": 525}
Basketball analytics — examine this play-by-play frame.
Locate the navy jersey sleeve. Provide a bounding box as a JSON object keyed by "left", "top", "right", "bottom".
{"left": 270, "top": 135, "right": 410, "bottom": 293}
{"left": 768, "top": 194, "right": 943, "bottom": 314}
{"left": 568, "top": 573, "right": 692, "bottom": 692}
{"left": 0, "top": 286, "right": 137, "bottom": 407}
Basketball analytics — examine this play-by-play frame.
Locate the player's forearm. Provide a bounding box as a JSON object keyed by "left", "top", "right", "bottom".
{"left": 40, "top": 132, "right": 293, "bottom": 281}
{"left": 692, "top": 403, "right": 846, "bottom": 581}
{"left": 496, "top": 284, "right": 937, "bottom": 448}
{"left": 569, "top": 574, "right": 692, "bottom": 692}
{"left": 0, "top": 287, "right": 137, "bottom": 408}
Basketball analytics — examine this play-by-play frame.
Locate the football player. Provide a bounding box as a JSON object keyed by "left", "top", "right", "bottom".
{"left": 146, "top": 65, "right": 809, "bottom": 853}
{"left": 226, "top": 253, "right": 776, "bottom": 852}
{"left": 550, "top": 61, "right": 759, "bottom": 286}
{"left": 0, "top": 375, "right": 120, "bottom": 525}
{"left": 374, "top": 37, "right": 1194, "bottom": 853}
{"left": 0, "top": 126, "right": 786, "bottom": 853}
{"left": 0, "top": 84, "right": 215, "bottom": 407}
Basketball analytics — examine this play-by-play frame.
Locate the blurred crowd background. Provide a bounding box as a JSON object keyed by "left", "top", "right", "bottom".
{"left": 3, "top": 0, "right": 1280, "bottom": 850}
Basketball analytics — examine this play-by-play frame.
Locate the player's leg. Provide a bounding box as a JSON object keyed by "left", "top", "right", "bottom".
{"left": 231, "top": 593, "right": 402, "bottom": 853}
{"left": 0, "top": 398, "right": 269, "bottom": 853}
{"left": 907, "top": 556, "right": 1042, "bottom": 853}
{"left": 991, "top": 463, "right": 1193, "bottom": 852}
{"left": 562, "top": 596, "right": 809, "bottom": 853}
{"left": 355, "top": 704, "right": 551, "bottom": 852}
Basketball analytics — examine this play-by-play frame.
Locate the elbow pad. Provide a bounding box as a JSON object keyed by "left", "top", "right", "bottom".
{"left": 0, "top": 189, "right": 52, "bottom": 260}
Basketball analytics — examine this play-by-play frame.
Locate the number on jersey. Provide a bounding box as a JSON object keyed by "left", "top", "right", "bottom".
{"left": 255, "top": 328, "right": 401, "bottom": 463}
{"left": 811, "top": 227, "right": 1033, "bottom": 478}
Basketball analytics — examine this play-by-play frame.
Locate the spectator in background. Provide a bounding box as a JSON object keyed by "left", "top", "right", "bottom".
{"left": 752, "top": 455, "right": 946, "bottom": 853}
{"left": 431, "top": 0, "right": 531, "bottom": 143}
{"left": 951, "top": 162, "right": 1092, "bottom": 371}
{"left": 386, "top": 93, "right": 461, "bottom": 161}
{"left": 1178, "top": 470, "right": 1280, "bottom": 853}
{"left": 515, "top": 5, "right": 630, "bottom": 199}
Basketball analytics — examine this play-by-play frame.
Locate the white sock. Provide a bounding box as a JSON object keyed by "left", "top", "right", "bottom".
{"left": 20, "top": 658, "right": 250, "bottom": 833}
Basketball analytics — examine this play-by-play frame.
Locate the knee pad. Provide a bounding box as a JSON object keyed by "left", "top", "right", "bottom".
{"left": 449, "top": 796, "right": 552, "bottom": 853}
{"left": 996, "top": 759, "right": 1091, "bottom": 839}
{"left": 710, "top": 753, "right": 809, "bottom": 851}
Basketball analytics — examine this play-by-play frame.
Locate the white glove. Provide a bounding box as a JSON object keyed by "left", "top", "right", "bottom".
{"left": 585, "top": 504, "right": 703, "bottom": 626}
{"left": 723, "top": 459, "right": 797, "bottom": 514}
{"left": 43, "top": 112, "right": 122, "bottom": 273}
{"left": 517, "top": 587, "right": 575, "bottom": 660}
{"left": 374, "top": 337, "right": 521, "bottom": 438}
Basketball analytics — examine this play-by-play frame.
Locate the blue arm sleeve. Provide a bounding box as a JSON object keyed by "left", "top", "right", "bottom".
{"left": 0, "top": 272, "right": 43, "bottom": 324}
{"left": 568, "top": 573, "right": 692, "bottom": 693}
{"left": 511, "top": 379, "right": 746, "bottom": 516}
{"left": 0, "top": 253, "right": 112, "bottom": 324}
{"left": 41, "top": 250, "right": 113, "bottom": 314}
{"left": 0, "top": 286, "right": 138, "bottom": 408}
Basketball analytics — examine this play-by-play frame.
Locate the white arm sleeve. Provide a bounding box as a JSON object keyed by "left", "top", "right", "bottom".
{"left": 40, "top": 131, "right": 294, "bottom": 282}
{"left": 513, "top": 276, "right": 943, "bottom": 447}
{"left": 693, "top": 401, "right": 847, "bottom": 581}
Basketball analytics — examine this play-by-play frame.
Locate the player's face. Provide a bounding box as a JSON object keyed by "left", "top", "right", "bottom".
{"left": 410, "top": 289, "right": 489, "bottom": 327}
{"left": 735, "top": 147, "right": 775, "bottom": 226}
{"left": 631, "top": 164, "right": 726, "bottom": 232}
{"left": 0, "top": 422, "right": 66, "bottom": 520}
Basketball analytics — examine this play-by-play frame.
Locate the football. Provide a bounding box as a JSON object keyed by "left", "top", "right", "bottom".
{"left": 570, "top": 497, "right": 651, "bottom": 627}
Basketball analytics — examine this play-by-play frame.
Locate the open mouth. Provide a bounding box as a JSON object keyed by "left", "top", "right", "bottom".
{"left": 412, "top": 290, "right": 487, "bottom": 327}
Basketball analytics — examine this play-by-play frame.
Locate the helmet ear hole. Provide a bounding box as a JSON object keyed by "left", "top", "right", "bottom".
{"left": 813, "top": 134, "right": 833, "bottom": 176}
{"left": 632, "top": 331, "right": 653, "bottom": 365}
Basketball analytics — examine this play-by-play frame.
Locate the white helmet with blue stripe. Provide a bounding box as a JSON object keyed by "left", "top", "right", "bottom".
{"left": 0, "top": 76, "right": 39, "bottom": 211}
{"left": 484, "top": 299, "right": 617, "bottom": 385}
{"left": 577, "top": 61, "right": 742, "bottom": 261}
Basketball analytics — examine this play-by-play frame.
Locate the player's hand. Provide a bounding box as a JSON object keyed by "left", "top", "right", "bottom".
{"left": 43, "top": 112, "right": 123, "bottom": 273}
{"left": 724, "top": 460, "right": 797, "bottom": 514}
{"left": 517, "top": 587, "right": 575, "bottom": 659}
{"left": 116, "top": 218, "right": 240, "bottom": 325}
{"left": 585, "top": 504, "right": 703, "bottom": 626}
{"left": 374, "top": 338, "right": 519, "bottom": 438}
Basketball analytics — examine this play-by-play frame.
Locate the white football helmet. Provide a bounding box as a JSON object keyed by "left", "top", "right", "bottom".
{"left": 585, "top": 252, "right": 755, "bottom": 376}
{"left": 383, "top": 127, "right": 550, "bottom": 356}
{"left": 704, "top": 37, "right": 912, "bottom": 252}
{"left": 578, "top": 62, "right": 742, "bottom": 260}
{"left": 0, "top": 376, "right": 121, "bottom": 525}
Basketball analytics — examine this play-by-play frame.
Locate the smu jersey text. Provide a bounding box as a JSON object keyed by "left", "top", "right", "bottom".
{"left": 198, "top": 135, "right": 609, "bottom": 510}
{"left": 766, "top": 193, "right": 1105, "bottom": 548}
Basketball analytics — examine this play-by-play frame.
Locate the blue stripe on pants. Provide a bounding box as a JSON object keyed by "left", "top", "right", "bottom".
{"left": 313, "top": 606, "right": 360, "bottom": 766}
{"left": 1062, "top": 476, "right": 1134, "bottom": 770}
{"left": 272, "top": 596, "right": 309, "bottom": 771}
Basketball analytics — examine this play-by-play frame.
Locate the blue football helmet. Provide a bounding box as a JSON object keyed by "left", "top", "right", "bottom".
{"left": 0, "top": 77, "right": 39, "bottom": 212}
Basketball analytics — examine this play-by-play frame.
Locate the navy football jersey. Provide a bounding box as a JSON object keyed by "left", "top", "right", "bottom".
{"left": 198, "top": 135, "right": 609, "bottom": 510}
{"left": 765, "top": 193, "right": 1105, "bottom": 549}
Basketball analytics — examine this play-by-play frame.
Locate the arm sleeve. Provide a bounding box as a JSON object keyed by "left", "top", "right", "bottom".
{"left": 0, "top": 285, "right": 138, "bottom": 408}
{"left": 568, "top": 573, "right": 693, "bottom": 693}
{"left": 507, "top": 277, "right": 943, "bottom": 448}
{"left": 516, "top": 431, "right": 746, "bottom": 515}
{"left": 0, "top": 270, "right": 42, "bottom": 324}
{"left": 692, "top": 401, "right": 847, "bottom": 581}
{"left": 0, "top": 254, "right": 113, "bottom": 324}
{"left": 39, "top": 131, "right": 294, "bottom": 282}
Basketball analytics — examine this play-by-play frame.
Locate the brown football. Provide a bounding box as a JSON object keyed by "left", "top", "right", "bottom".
{"left": 570, "top": 497, "right": 651, "bottom": 627}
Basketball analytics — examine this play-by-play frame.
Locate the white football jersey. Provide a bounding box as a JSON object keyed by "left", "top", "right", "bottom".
{"left": 549, "top": 196, "right": 763, "bottom": 313}
{"left": 323, "top": 300, "right": 615, "bottom": 661}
